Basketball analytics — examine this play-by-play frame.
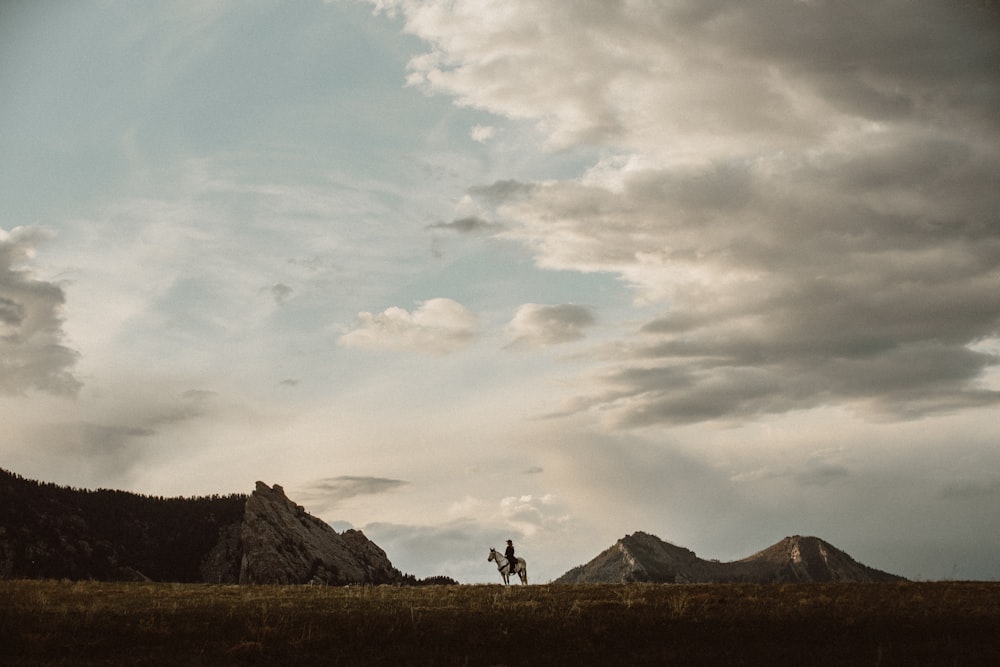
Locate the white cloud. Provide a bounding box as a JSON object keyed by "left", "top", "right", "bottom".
{"left": 339, "top": 298, "right": 480, "bottom": 355}
{"left": 499, "top": 493, "right": 569, "bottom": 538}
{"left": 470, "top": 124, "right": 495, "bottom": 143}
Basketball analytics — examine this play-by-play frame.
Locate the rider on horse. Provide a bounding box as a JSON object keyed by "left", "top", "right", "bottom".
{"left": 489, "top": 543, "right": 527, "bottom": 585}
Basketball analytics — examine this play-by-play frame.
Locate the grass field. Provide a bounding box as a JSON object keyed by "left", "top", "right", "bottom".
{"left": 2, "top": 580, "right": 999, "bottom": 665}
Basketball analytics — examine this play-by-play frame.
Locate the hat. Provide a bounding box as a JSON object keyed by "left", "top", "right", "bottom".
{"left": 506, "top": 539, "right": 513, "bottom": 544}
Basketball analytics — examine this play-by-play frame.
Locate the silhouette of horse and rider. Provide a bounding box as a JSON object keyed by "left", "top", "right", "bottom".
{"left": 488, "top": 539, "right": 527, "bottom": 585}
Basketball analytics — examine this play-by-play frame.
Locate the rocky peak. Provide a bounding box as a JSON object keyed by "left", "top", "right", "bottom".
{"left": 236, "top": 481, "right": 402, "bottom": 585}
{"left": 738, "top": 535, "right": 898, "bottom": 583}
{"left": 556, "top": 532, "right": 716, "bottom": 584}
{"left": 555, "top": 532, "right": 904, "bottom": 584}
{"left": 620, "top": 532, "right": 700, "bottom": 566}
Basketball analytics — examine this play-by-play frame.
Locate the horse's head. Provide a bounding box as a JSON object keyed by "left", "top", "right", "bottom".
{"left": 488, "top": 548, "right": 497, "bottom": 562}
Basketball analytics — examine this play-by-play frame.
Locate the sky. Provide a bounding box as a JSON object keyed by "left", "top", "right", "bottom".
{"left": 2, "top": 0, "right": 999, "bottom": 584}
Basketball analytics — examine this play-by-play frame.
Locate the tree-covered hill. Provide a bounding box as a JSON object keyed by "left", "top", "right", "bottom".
{"left": 0, "top": 468, "right": 247, "bottom": 581}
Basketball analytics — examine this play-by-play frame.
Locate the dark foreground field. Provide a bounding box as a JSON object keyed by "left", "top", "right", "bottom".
{"left": 2, "top": 580, "right": 999, "bottom": 665}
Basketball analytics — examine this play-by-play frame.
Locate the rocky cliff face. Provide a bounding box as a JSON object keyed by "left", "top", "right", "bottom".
{"left": 1, "top": 468, "right": 404, "bottom": 585}
{"left": 218, "top": 482, "right": 402, "bottom": 585}
{"left": 555, "top": 532, "right": 904, "bottom": 584}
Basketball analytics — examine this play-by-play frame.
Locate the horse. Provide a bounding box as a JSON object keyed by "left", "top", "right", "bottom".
{"left": 488, "top": 547, "right": 528, "bottom": 585}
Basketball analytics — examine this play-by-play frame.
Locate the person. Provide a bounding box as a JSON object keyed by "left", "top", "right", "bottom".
{"left": 504, "top": 539, "right": 516, "bottom": 573}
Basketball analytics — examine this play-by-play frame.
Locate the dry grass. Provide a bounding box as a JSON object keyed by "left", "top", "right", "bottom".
{"left": 2, "top": 580, "right": 999, "bottom": 665}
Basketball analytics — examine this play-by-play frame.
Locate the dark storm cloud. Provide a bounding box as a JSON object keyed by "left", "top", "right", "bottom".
{"left": 0, "top": 227, "right": 80, "bottom": 395}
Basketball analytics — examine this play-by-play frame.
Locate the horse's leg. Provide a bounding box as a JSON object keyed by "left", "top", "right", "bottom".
{"left": 516, "top": 559, "right": 527, "bottom": 584}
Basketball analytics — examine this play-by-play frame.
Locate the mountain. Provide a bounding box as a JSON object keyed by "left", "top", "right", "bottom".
{"left": 0, "top": 468, "right": 417, "bottom": 585}
{"left": 554, "top": 532, "right": 905, "bottom": 584}
{"left": 217, "top": 481, "right": 402, "bottom": 585}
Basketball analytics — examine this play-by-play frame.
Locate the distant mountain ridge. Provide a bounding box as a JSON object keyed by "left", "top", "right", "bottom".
{"left": 555, "top": 531, "right": 905, "bottom": 584}
{"left": 0, "top": 468, "right": 446, "bottom": 585}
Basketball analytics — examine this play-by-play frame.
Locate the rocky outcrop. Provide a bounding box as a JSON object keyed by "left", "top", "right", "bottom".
{"left": 235, "top": 482, "right": 402, "bottom": 585}
{"left": 555, "top": 532, "right": 904, "bottom": 584}
{"left": 0, "top": 468, "right": 405, "bottom": 585}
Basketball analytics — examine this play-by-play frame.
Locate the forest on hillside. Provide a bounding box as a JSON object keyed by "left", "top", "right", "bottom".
{"left": 0, "top": 468, "right": 247, "bottom": 581}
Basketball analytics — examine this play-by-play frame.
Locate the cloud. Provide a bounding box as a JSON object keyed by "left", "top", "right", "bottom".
{"left": 269, "top": 283, "right": 293, "bottom": 305}
{"left": 793, "top": 463, "right": 850, "bottom": 488}
{"left": 499, "top": 493, "right": 569, "bottom": 538}
{"left": 305, "top": 475, "right": 409, "bottom": 504}
{"left": 530, "top": 151, "right": 1000, "bottom": 424}
{"left": 426, "top": 216, "right": 504, "bottom": 235}
{"left": 38, "top": 422, "right": 157, "bottom": 482}
{"left": 506, "top": 303, "right": 595, "bottom": 349}
{"left": 470, "top": 124, "right": 495, "bottom": 143}
{"left": 383, "top": 0, "right": 999, "bottom": 154}
{"left": 338, "top": 297, "right": 480, "bottom": 355}
{"left": 0, "top": 226, "right": 81, "bottom": 396}
{"left": 466, "top": 180, "right": 535, "bottom": 207}
{"left": 378, "top": 0, "right": 1000, "bottom": 426}
{"left": 939, "top": 475, "right": 1000, "bottom": 500}
{"left": 13, "top": 386, "right": 220, "bottom": 487}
